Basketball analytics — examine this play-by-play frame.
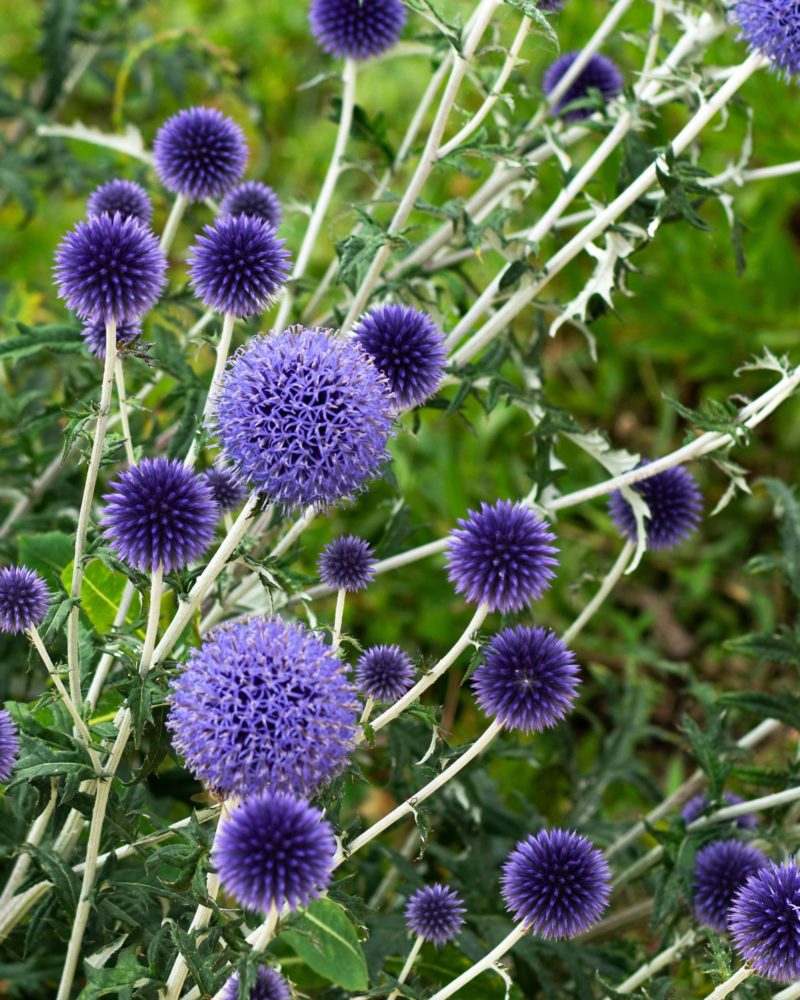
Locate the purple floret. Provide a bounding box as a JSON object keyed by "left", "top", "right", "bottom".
{"left": 733, "top": 1, "right": 800, "bottom": 80}
{"left": 203, "top": 464, "right": 248, "bottom": 513}
{"left": 219, "top": 966, "right": 291, "bottom": 1000}
{"left": 682, "top": 792, "right": 757, "bottom": 830}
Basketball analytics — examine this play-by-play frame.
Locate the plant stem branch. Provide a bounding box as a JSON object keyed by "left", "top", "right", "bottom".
{"left": 612, "top": 929, "right": 697, "bottom": 995}
{"left": 114, "top": 359, "right": 135, "bottom": 465}
{"left": 332, "top": 588, "right": 346, "bottom": 652}
{"left": 703, "top": 965, "right": 753, "bottom": 999}
{"left": 160, "top": 193, "right": 188, "bottom": 254}
{"left": 387, "top": 935, "right": 424, "bottom": 1000}
{"left": 562, "top": 541, "right": 635, "bottom": 645}
{"left": 428, "top": 923, "right": 528, "bottom": 1000}
{"left": 185, "top": 311, "right": 236, "bottom": 469}
{"left": 139, "top": 565, "right": 164, "bottom": 676}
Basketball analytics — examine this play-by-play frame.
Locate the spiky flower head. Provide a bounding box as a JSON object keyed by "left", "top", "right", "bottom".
{"left": 733, "top": 1, "right": 800, "bottom": 80}
{"left": 318, "top": 535, "right": 376, "bottom": 592}
{"left": 405, "top": 884, "right": 467, "bottom": 947}
{"left": 0, "top": 566, "right": 49, "bottom": 634}
{"left": 220, "top": 181, "right": 282, "bottom": 228}
{"left": 608, "top": 461, "right": 702, "bottom": 551}
{"left": 203, "top": 464, "right": 248, "bottom": 513}
{"left": 153, "top": 106, "right": 248, "bottom": 201}
{"left": 309, "top": 0, "right": 406, "bottom": 60}
{"left": 101, "top": 458, "right": 218, "bottom": 572}
{"left": 543, "top": 51, "right": 624, "bottom": 121}
{"left": 0, "top": 710, "right": 20, "bottom": 782}
{"left": 501, "top": 829, "right": 611, "bottom": 938}
{"left": 213, "top": 792, "right": 335, "bottom": 914}
{"left": 80, "top": 319, "right": 142, "bottom": 360}
{"left": 54, "top": 214, "right": 166, "bottom": 323}
{"left": 730, "top": 862, "right": 800, "bottom": 983}
{"left": 538, "top": 0, "right": 566, "bottom": 9}
{"left": 356, "top": 645, "right": 415, "bottom": 703}
{"left": 693, "top": 840, "right": 768, "bottom": 933}
{"left": 220, "top": 967, "right": 291, "bottom": 1000}
{"left": 86, "top": 179, "right": 152, "bottom": 225}
{"left": 188, "top": 215, "right": 290, "bottom": 318}
{"left": 472, "top": 626, "right": 579, "bottom": 733}
{"left": 682, "top": 792, "right": 757, "bottom": 831}
{"left": 354, "top": 304, "right": 447, "bottom": 408}
{"left": 213, "top": 327, "right": 394, "bottom": 509}
{"left": 446, "top": 500, "right": 558, "bottom": 613}
{"left": 168, "top": 617, "right": 358, "bottom": 798}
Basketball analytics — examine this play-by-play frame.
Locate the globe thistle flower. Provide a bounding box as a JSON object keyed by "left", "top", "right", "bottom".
{"left": 693, "top": 840, "right": 768, "bottom": 933}
{"left": 356, "top": 645, "right": 415, "bottom": 703}
{"left": 730, "top": 862, "right": 800, "bottom": 983}
{"left": 538, "top": 0, "right": 566, "bottom": 9}
{"left": 309, "top": 0, "right": 406, "bottom": 60}
{"left": 168, "top": 617, "right": 358, "bottom": 799}
{"left": 86, "top": 179, "right": 152, "bottom": 225}
{"left": 472, "top": 626, "right": 579, "bottom": 733}
{"left": 354, "top": 304, "right": 447, "bottom": 409}
{"left": 543, "top": 51, "right": 624, "bottom": 121}
{"left": 153, "top": 107, "right": 248, "bottom": 202}
{"left": 220, "top": 181, "right": 282, "bottom": 228}
{"left": 213, "top": 792, "right": 336, "bottom": 914}
{"left": 446, "top": 501, "right": 558, "bottom": 613}
{"left": 501, "top": 829, "right": 611, "bottom": 938}
{"left": 54, "top": 214, "right": 166, "bottom": 323}
{"left": 220, "top": 967, "right": 291, "bottom": 1000}
{"left": 101, "top": 458, "right": 218, "bottom": 573}
{"left": 682, "top": 792, "right": 757, "bottom": 831}
{"left": 0, "top": 566, "right": 50, "bottom": 634}
{"left": 203, "top": 464, "right": 248, "bottom": 513}
{"left": 188, "top": 215, "right": 290, "bottom": 318}
{"left": 405, "top": 884, "right": 466, "bottom": 947}
{"left": 80, "top": 319, "right": 142, "bottom": 360}
{"left": 213, "top": 327, "right": 394, "bottom": 509}
{"left": 608, "top": 462, "right": 702, "bottom": 551}
{"left": 318, "top": 535, "right": 376, "bottom": 592}
{"left": 0, "top": 710, "right": 20, "bottom": 782}
{"left": 733, "top": 1, "right": 800, "bottom": 80}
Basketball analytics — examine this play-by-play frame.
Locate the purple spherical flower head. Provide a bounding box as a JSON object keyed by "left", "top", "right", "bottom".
{"left": 153, "top": 107, "right": 247, "bottom": 201}
{"left": 0, "top": 710, "right": 20, "bottom": 782}
{"left": 0, "top": 566, "right": 49, "bottom": 634}
{"left": 54, "top": 213, "right": 166, "bottom": 323}
{"left": 318, "top": 535, "right": 376, "bottom": 592}
{"left": 188, "top": 215, "right": 290, "bottom": 318}
{"left": 220, "top": 967, "right": 291, "bottom": 1000}
{"left": 80, "top": 319, "right": 142, "bottom": 360}
{"left": 213, "top": 327, "right": 393, "bottom": 509}
{"left": 203, "top": 464, "right": 248, "bottom": 513}
{"left": 501, "top": 829, "right": 611, "bottom": 938}
{"left": 168, "top": 617, "right": 358, "bottom": 798}
{"left": 682, "top": 792, "right": 757, "bottom": 831}
{"left": 213, "top": 792, "right": 335, "bottom": 914}
{"left": 86, "top": 179, "right": 152, "bottom": 225}
{"left": 543, "top": 51, "right": 623, "bottom": 121}
{"left": 310, "top": 0, "right": 406, "bottom": 60}
{"left": 538, "top": 0, "right": 566, "bottom": 9}
{"left": 101, "top": 458, "right": 218, "bottom": 573}
{"left": 446, "top": 500, "right": 558, "bottom": 613}
{"left": 693, "top": 840, "right": 768, "bottom": 933}
{"left": 608, "top": 461, "right": 702, "bottom": 551}
{"left": 220, "top": 181, "right": 282, "bottom": 229}
{"left": 733, "top": 1, "right": 800, "bottom": 79}
{"left": 730, "top": 862, "right": 800, "bottom": 983}
{"left": 355, "top": 304, "right": 447, "bottom": 409}
{"left": 405, "top": 884, "right": 466, "bottom": 947}
{"left": 472, "top": 626, "right": 579, "bottom": 733}
{"left": 356, "top": 645, "right": 415, "bottom": 703}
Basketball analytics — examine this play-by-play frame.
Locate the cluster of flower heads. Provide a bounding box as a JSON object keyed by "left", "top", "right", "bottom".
{"left": 309, "top": 0, "right": 406, "bottom": 60}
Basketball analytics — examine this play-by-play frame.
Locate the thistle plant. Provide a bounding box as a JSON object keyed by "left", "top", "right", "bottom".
{"left": 2, "top": 0, "right": 800, "bottom": 998}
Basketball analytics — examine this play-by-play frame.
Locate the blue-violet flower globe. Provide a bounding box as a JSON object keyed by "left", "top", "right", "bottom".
{"left": 203, "top": 464, "right": 248, "bottom": 513}
{"left": 318, "top": 535, "right": 376, "bottom": 592}
{"left": 501, "top": 829, "right": 611, "bottom": 938}
{"left": 733, "top": 1, "right": 800, "bottom": 79}
{"left": 168, "top": 617, "right": 358, "bottom": 798}
{"left": 55, "top": 213, "right": 166, "bottom": 323}
{"left": 608, "top": 461, "right": 702, "bottom": 550}
{"left": 188, "top": 215, "right": 290, "bottom": 318}
{"left": 356, "top": 645, "right": 415, "bottom": 703}
{"left": 101, "top": 458, "right": 218, "bottom": 572}
{"left": 220, "top": 181, "right": 282, "bottom": 228}
{"left": 543, "top": 51, "right": 623, "bottom": 121}
{"left": 220, "top": 967, "right": 291, "bottom": 1000}
{"left": 0, "top": 710, "right": 19, "bottom": 783}
{"left": 153, "top": 106, "right": 248, "bottom": 201}
{"left": 405, "top": 884, "right": 466, "bottom": 947}
{"left": 213, "top": 792, "right": 335, "bottom": 914}
{"left": 309, "top": 0, "right": 406, "bottom": 60}
{"left": 682, "top": 792, "right": 757, "bottom": 830}
{"left": 0, "top": 566, "right": 50, "bottom": 634}
{"left": 86, "top": 179, "right": 152, "bottom": 225}
{"left": 446, "top": 500, "right": 558, "bottom": 613}
{"left": 693, "top": 840, "right": 768, "bottom": 933}
{"left": 355, "top": 304, "right": 447, "bottom": 408}
{"left": 472, "top": 626, "right": 579, "bottom": 733}
{"left": 730, "top": 862, "right": 800, "bottom": 983}
{"left": 213, "top": 326, "right": 394, "bottom": 509}
{"left": 80, "top": 319, "right": 142, "bottom": 360}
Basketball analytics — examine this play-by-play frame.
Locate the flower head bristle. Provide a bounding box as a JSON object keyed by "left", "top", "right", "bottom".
{"left": 693, "top": 840, "right": 768, "bottom": 933}
{"left": 733, "top": 1, "right": 800, "bottom": 80}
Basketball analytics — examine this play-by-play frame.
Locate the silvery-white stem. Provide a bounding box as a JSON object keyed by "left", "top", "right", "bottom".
{"left": 612, "top": 929, "right": 697, "bottom": 995}
{"left": 138, "top": 565, "right": 164, "bottom": 677}
{"left": 114, "top": 358, "right": 135, "bottom": 465}
{"left": 0, "top": 779, "right": 58, "bottom": 911}
{"left": 386, "top": 934, "right": 425, "bottom": 1000}
{"left": 185, "top": 311, "right": 236, "bottom": 469}
{"left": 562, "top": 541, "right": 635, "bottom": 645}
{"left": 86, "top": 580, "right": 137, "bottom": 710}
{"left": 332, "top": 588, "right": 346, "bottom": 652}
{"left": 703, "top": 965, "right": 754, "bottom": 999}
{"left": 428, "top": 923, "right": 528, "bottom": 1000}
{"left": 160, "top": 192, "right": 188, "bottom": 254}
